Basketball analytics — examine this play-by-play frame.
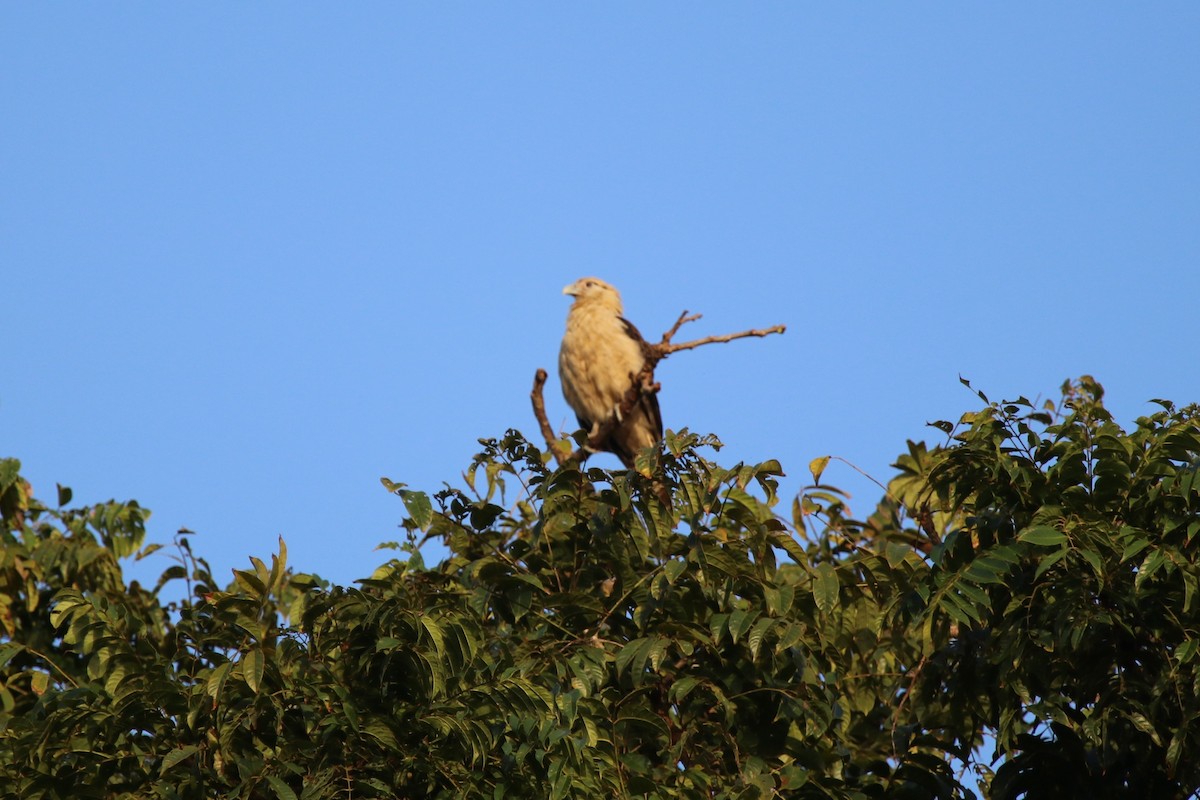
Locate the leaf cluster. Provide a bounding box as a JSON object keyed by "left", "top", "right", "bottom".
{"left": 0, "top": 376, "right": 1197, "bottom": 799}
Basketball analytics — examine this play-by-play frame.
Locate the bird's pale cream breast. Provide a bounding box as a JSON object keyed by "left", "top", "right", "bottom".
{"left": 558, "top": 277, "right": 663, "bottom": 466}
{"left": 559, "top": 304, "right": 644, "bottom": 412}
{"left": 559, "top": 278, "right": 645, "bottom": 421}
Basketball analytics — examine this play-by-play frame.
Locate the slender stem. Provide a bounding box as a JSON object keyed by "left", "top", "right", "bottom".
{"left": 661, "top": 310, "right": 702, "bottom": 345}
{"left": 658, "top": 324, "right": 786, "bottom": 356}
{"left": 25, "top": 647, "right": 79, "bottom": 689}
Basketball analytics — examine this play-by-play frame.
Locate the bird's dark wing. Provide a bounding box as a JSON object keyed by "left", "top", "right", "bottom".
{"left": 640, "top": 388, "right": 663, "bottom": 440}
{"left": 620, "top": 316, "right": 662, "bottom": 439}
{"left": 602, "top": 390, "right": 663, "bottom": 468}
{"left": 620, "top": 317, "right": 654, "bottom": 359}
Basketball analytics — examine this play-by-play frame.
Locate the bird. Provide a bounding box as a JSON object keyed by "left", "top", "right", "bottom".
{"left": 558, "top": 277, "right": 663, "bottom": 468}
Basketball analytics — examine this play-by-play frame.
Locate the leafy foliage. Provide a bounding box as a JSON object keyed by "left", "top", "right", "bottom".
{"left": 0, "top": 377, "right": 1197, "bottom": 798}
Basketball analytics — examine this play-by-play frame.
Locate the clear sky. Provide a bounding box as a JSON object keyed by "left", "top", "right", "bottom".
{"left": 3, "top": 5, "right": 1198, "bottom": 592}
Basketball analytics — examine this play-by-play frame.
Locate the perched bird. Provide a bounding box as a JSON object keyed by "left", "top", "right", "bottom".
{"left": 559, "top": 277, "right": 663, "bottom": 467}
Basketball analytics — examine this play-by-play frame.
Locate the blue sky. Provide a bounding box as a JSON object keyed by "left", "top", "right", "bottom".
{"left": 3, "top": 5, "right": 1198, "bottom": 595}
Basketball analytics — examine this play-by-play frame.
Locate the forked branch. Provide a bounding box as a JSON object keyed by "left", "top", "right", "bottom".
{"left": 656, "top": 324, "right": 787, "bottom": 357}
{"left": 531, "top": 309, "right": 785, "bottom": 463}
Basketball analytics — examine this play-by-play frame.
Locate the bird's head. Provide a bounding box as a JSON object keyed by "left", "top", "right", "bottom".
{"left": 563, "top": 277, "right": 623, "bottom": 313}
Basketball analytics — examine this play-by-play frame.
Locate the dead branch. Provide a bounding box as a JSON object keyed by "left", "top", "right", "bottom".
{"left": 660, "top": 310, "right": 703, "bottom": 346}
{"left": 532, "top": 309, "right": 785, "bottom": 463}
{"left": 914, "top": 504, "right": 941, "bottom": 555}
{"left": 654, "top": 324, "right": 787, "bottom": 357}
{"left": 530, "top": 369, "right": 569, "bottom": 466}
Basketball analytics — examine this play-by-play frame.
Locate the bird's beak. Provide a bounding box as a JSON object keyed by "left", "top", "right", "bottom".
{"left": 563, "top": 282, "right": 578, "bottom": 297}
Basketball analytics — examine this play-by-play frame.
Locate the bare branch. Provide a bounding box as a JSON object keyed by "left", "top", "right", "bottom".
{"left": 657, "top": 324, "right": 787, "bottom": 356}
{"left": 660, "top": 310, "right": 703, "bottom": 346}
{"left": 913, "top": 504, "right": 940, "bottom": 554}
{"left": 533, "top": 308, "right": 784, "bottom": 466}
{"left": 530, "top": 369, "right": 568, "bottom": 466}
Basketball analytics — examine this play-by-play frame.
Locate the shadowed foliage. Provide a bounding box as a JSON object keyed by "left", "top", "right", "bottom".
{"left": 1, "top": 377, "right": 1197, "bottom": 799}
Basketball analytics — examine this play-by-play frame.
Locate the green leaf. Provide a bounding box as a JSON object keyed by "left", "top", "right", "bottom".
{"left": 770, "top": 531, "right": 809, "bottom": 564}
{"left": 763, "top": 582, "right": 794, "bottom": 616}
{"left": 1033, "top": 547, "right": 1069, "bottom": 579}
{"left": 956, "top": 580, "right": 990, "bottom": 609}
{"left": 0, "top": 458, "right": 21, "bottom": 489}
{"left": 265, "top": 775, "right": 299, "bottom": 800}
{"left": 964, "top": 557, "right": 1009, "bottom": 585}
{"left": 0, "top": 643, "right": 23, "bottom": 670}
{"left": 1126, "top": 711, "right": 1162, "bottom": 746}
{"left": 161, "top": 745, "right": 199, "bottom": 773}
{"left": 206, "top": 662, "right": 232, "bottom": 701}
{"left": 400, "top": 490, "right": 434, "bottom": 531}
{"left": 104, "top": 659, "right": 132, "bottom": 698}
{"left": 747, "top": 616, "right": 775, "bottom": 659}
{"left": 1018, "top": 526, "right": 1067, "bottom": 546}
{"left": 1135, "top": 549, "right": 1167, "bottom": 593}
{"left": 362, "top": 718, "right": 401, "bottom": 751}
{"left": 420, "top": 615, "right": 448, "bottom": 661}
{"left": 813, "top": 562, "right": 839, "bottom": 615}
{"left": 232, "top": 568, "right": 266, "bottom": 596}
{"left": 1078, "top": 547, "right": 1104, "bottom": 579}
{"left": 615, "top": 636, "right": 669, "bottom": 679}
{"left": 243, "top": 646, "right": 265, "bottom": 694}
{"left": 885, "top": 541, "right": 913, "bottom": 569}
{"left": 1167, "top": 725, "right": 1187, "bottom": 776}
{"left": 1121, "top": 535, "right": 1152, "bottom": 562}
{"left": 940, "top": 590, "right": 982, "bottom": 626}
{"left": 669, "top": 676, "right": 701, "bottom": 704}
{"left": 728, "top": 607, "right": 758, "bottom": 644}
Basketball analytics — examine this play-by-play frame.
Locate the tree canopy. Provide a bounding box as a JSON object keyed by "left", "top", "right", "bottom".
{"left": 1, "top": 377, "right": 1198, "bottom": 799}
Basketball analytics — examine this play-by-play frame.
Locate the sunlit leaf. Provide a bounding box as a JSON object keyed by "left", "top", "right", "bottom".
{"left": 400, "top": 489, "right": 434, "bottom": 531}
{"left": 809, "top": 456, "right": 830, "bottom": 485}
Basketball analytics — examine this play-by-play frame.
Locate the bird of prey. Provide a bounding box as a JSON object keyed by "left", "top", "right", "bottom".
{"left": 559, "top": 277, "right": 663, "bottom": 467}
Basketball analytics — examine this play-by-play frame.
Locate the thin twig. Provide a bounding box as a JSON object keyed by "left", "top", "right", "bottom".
{"left": 892, "top": 654, "right": 929, "bottom": 758}
{"left": 656, "top": 324, "right": 787, "bottom": 356}
{"left": 660, "top": 310, "right": 703, "bottom": 345}
{"left": 25, "top": 647, "right": 79, "bottom": 689}
{"left": 814, "top": 456, "right": 939, "bottom": 556}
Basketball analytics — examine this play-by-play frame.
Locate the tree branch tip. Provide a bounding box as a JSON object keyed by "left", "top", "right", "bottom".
{"left": 662, "top": 310, "right": 703, "bottom": 345}
{"left": 530, "top": 366, "right": 565, "bottom": 467}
